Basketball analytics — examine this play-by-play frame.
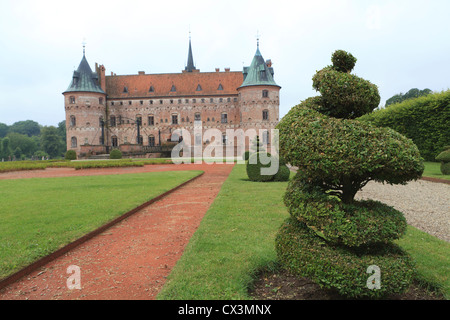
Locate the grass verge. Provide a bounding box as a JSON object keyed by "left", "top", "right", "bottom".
{"left": 0, "top": 170, "right": 202, "bottom": 280}
{"left": 157, "top": 164, "right": 449, "bottom": 300}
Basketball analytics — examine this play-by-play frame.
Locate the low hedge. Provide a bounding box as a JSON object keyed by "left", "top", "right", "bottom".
{"left": 275, "top": 217, "right": 415, "bottom": 299}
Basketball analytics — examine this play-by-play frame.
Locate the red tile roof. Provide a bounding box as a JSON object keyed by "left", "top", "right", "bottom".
{"left": 105, "top": 71, "right": 243, "bottom": 99}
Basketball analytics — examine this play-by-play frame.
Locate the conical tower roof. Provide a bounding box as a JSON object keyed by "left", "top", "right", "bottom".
{"left": 239, "top": 45, "right": 279, "bottom": 89}
{"left": 184, "top": 37, "right": 197, "bottom": 72}
{"left": 63, "top": 52, "right": 105, "bottom": 94}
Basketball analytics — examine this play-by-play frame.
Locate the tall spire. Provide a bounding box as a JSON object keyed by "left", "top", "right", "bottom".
{"left": 185, "top": 32, "right": 196, "bottom": 72}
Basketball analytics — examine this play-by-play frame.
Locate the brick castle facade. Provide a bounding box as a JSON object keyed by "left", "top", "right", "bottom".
{"left": 63, "top": 38, "right": 280, "bottom": 158}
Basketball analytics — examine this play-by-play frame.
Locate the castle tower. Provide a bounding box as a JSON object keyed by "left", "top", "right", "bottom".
{"left": 237, "top": 41, "right": 281, "bottom": 148}
{"left": 62, "top": 47, "right": 107, "bottom": 155}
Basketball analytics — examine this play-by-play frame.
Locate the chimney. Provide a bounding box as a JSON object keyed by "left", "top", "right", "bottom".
{"left": 225, "top": 68, "right": 230, "bottom": 72}
{"left": 215, "top": 68, "right": 220, "bottom": 72}
{"left": 138, "top": 71, "right": 145, "bottom": 75}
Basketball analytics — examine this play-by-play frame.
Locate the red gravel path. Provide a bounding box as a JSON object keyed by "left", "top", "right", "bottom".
{"left": 0, "top": 163, "right": 234, "bottom": 300}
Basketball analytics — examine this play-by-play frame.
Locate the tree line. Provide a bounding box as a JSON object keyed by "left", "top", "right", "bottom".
{"left": 0, "top": 120, "right": 66, "bottom": 160}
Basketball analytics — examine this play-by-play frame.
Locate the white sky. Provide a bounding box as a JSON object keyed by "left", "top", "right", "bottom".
{"left": 1, "top": 0, "right": 449, "bottom": 126}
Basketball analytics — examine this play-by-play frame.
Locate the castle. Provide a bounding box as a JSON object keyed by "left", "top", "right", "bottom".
{"left": 63, "top": 38, "right": 280, "bottom": 158}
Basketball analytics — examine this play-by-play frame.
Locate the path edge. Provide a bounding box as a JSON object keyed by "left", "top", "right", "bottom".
{"left": 0, "top": 171, "right": 204, "bottom": 291}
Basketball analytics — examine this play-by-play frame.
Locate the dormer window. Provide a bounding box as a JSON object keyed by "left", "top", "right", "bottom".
{"left": 170, "top": 85, "right": 176, "bottom": 92}
{"left": 218, "top": 84, "right": 223, "bottom": 90}
{"left": 149, "top": 86, "right": 154, "bottom": 92}
{"left": 123, "top": 87, "right": 128, "bottom": 93}
{"left": 196, "top": 84, "right": 202, "bottom": 91}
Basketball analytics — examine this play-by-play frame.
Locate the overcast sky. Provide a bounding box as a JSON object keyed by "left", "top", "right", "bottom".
{"left": 1, "top": 0, "right": 449, "bottom": 127}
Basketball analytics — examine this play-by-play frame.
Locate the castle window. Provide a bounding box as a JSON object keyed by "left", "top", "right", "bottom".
{"left": 193, "top": 99, "right": 196, "bottom": 103}
{"left": 221, "top": 113, "right": 228, "bottom": 124}
{"left": 129, "top": 101, "right": 132, "bottom": 105}
{"left": 263, "top": 109, "right": 269, "bottom": 121}
{"left": 120, "top": 101, "right": 123, "bottom": 105}
{"left": 136, "top": 116, "right": 142, "bottom": 126}
{"left": 178, "top": 99, "right": 182, "bottom": 104}
{"left": 262, "top": 90, "right": 269, "bottom": 98}
{"left": 70, "top": 115, "right": 76, "bottom": 127}
{"left": 234, "top": 97, "right": 238, "bottom": 102}
{"left": 148, "top": 135, "right": 155, "bottom": 147}
{"left": 138, "top": 135, "right": 143, "bottom": 145}
{"left": 172, "top": 114, "right": 178, "bottom": 125}
{"left": 69, "top": 96, "right": 75, "bottom": 104}
{"left": 195, "top": 113, "right": 201, "bottom": 121}
{"left": 185, "top": 99, "right": 189, "bottom": 103}
{"left": 111, "top": 101, "right": 115, "bottom": 106}
{"left": 227, "top": 97, "right": 231, "bottom": 102}
{"left": 123, "top": 87, "right": 128, "bottom": 93}
{"left": 160, "top": 100, "right": 163, "bottom": 104}
{"left": 148, "top": 115, "right": 154, "bottom": 126}
{"left": 207, "top": 117, "right": 210, "bottom": 122}
{"left": 112, "top": 136, "right": 118, "bottom": 147}
{"left": 219, "top": 98, "right": 223, "bottom": 102}
{"left": 150, "top": 100, "right": 153, "bottom": 104}
{"left": 171, "top": 85, "right": 176, "bottom": 92}
{"left": 218, "top": 84, "right": 223, "bottom": 90}
{"left": 149, "top": 86, "right": 154, "bottom": 92}
{"left": 196, "top": 84, "right": 202, "bottom": 91}
{"left": 170, "top": 100, "right": 173, "bottom": 104}
{"left": 84, "top": 138, "right": 88, "bottom": 145}
{"left": 118, "top": 116, "right": 122, "bottom": 124}
{"left": 201, "top": 98, "right": 205, "bottom": 103}
{"left": 71, "top": 137, "right": 77, "bottom": 148}
{"left": 110, "top": 116, "right": 116, "bottom": 127}
{"left": 140, "top": 100, "right": 143, "bottom": 105}
{"left": 99, "top": 98, "right": 103, "bottom": 104}
{"left": 210, "top": 98, "right": 214, "bottom": 103}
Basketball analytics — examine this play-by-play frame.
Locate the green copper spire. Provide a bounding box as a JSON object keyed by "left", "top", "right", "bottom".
{"left": 63, "top": 47, "right": 105, "bottom": 94}
{"left": 240, "top": 43, "right": 279, "bottom": 88}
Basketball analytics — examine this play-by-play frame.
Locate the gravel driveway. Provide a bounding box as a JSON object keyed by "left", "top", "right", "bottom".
{"left": 355, "top": 180, "right": 449, "bottom": 242}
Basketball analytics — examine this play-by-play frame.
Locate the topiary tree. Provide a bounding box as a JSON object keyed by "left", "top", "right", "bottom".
{"left": 109, "top": 149, "right": 122, "bottom": 159}
{"left": 275, "top": 50, "right": 424, "bottom": 298}
{"left": 65, "top": 150, "right": 77, "bottom": 160}
{"left": 435, "top": 146, "right": 450, "bottom": 175}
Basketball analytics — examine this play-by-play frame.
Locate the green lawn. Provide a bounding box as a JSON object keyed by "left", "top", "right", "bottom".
{"left": 0, "top": 170, "right": 202, "bottom": 280}
{"left": 423, "top": 161, "right": 450, "bottom": 180}
{"left": 157, "top": 164, "right": 450, "bottom": 300}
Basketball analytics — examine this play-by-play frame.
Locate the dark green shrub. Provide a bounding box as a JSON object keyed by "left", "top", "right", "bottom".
{"left": 246, "top": 152, "right": 274, "bottom": 182}
{"left": 275, "top": 218, "right": 415, "bottom": 299}
{"left": 436, "top": 149, "right": 450, "bottom": 175}
{"left": 359, "top": 90, "right": 450, "bottom": 161}
{"left": 65, "top": 150, "right": 77, "bottom": 160}
{"left": 109, "top": 149, "right": 122, "bottom": 159}
{"left": 242, "top": 151, "right": 250, "bottom": 161}
{"left": 273, "top": 164, "right": 291, "bottom": 182}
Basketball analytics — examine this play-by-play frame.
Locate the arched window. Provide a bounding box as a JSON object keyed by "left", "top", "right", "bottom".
{"left": 70, "top": 115, "right": 76, "bottom": 127}
{"left": 111, "top": 136, "right": 118, "bottom": 147}
{"left": 71, "top": 137, "right": 77, "bottom": 148}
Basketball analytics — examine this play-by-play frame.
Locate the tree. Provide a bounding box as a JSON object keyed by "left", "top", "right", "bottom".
{"left": 0, "top": 123, "right": 8, "bottom": 138}
{"left": 385, "top": 88, "right": 432, "bottom": 107}
{"left": 41, "top": 126, "right": 64, "bottom": 158}
{"left": 1, "top": 137, "right": 12, "bottom": 159}
{"left": 7, "top": 132, "right": 38, "bottom": 158}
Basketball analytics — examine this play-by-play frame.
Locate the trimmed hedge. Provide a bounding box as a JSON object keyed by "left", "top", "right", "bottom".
{"left": 359, "top": 90, "right": 450, "bottom": 161}
{"left": 436, "top": 148, "right": 450, "bottom": 175}
{"left": 275, "top": 217, "right": 415, "bottom": 299}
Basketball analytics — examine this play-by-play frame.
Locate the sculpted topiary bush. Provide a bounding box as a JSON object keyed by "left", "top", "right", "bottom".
{"left": 109, "top": 149, "right": 122, "bottom": 159}
{"left": 435, "top": 146, "right": 450, "bottom": 175}
{"left": 275, "top": 50, "right": 424, "bottom": 298}
{"left": 65, "top": 150, "right": 77, "bottom": 160}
